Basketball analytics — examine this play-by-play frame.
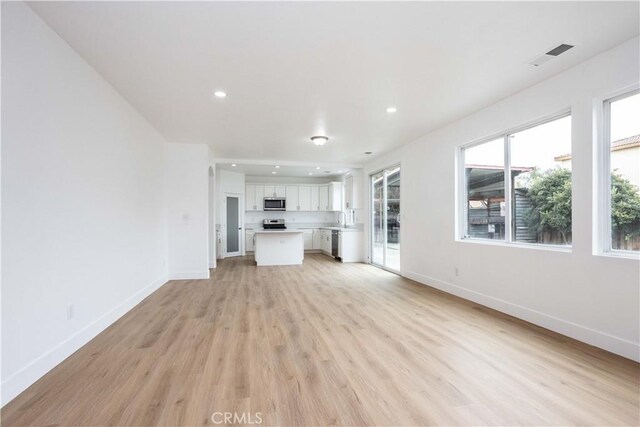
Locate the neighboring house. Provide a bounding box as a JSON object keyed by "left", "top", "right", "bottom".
{"left": 555, "top": 134, "right": 640, "bottom": 187}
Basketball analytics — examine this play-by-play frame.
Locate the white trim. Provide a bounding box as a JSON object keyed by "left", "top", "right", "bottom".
{"left": 168, "top": 270, "right": 210, "bottom": 280}
{"left": 403, "top": 270, "right": 640, "bottom": 362}
{"left": 457, "top": 237, "right": 572, "bottom": 253}
{"left": 595, "top": 250, "right": 640, "bottom": 260}
{"left": 598, "top": 87, "right": 640, "bottom": 257}
{"left": 504, "top": 135, "right": 513, "bottom": 243}
{"left": 456, "top": 146, "right": 467, "bottom": 240}
{"left": 1, "top": 275, "right": 169, "bottom": 406}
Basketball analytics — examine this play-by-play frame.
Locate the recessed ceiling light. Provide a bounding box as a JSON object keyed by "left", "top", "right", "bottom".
{"left": 386, "top": 107, "right": 397, "bottom": 113}
{"left": 275, "top": 165, "right": 280, "bottom": 169}
{"left": 308, "top": 172, "right": 313, "bottom": 176}
{"left": 272, "top": 171, "right": 276, "bottom": 174}
{"left": 231, "top": 163, "right": 237, "bottom": 167}
{"left": 315, "top": 166, "right": 321, "bottom": 170}
{"left": 311, "top": 136, "right": 329, "bottom": 146}
{"left": 214, "top": 91, "right": 227, "bottom": 98}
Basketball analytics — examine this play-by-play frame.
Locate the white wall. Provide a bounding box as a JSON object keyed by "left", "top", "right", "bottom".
{"left": 364, "top": 37, "right": 640, "bottom": 361}
{"left": 166, "top": 143, "right": 210, "bottom": 279}
{"left": 1, "top": 2, "right": 169, "bottom": 404}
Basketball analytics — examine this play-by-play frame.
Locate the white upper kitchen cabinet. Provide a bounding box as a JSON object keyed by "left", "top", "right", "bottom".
{"left": 285, "top": 185, "right": 299, "bottom": 211}
{"left": 310, "top": 186, "right": 319, "bottom": 211}
{"left": 245, "top": 184, "right": 264, "bottom": 211}
{"left": 263, "top": 185, "right": 286, "bottom": 198}
{"left": 328, "top": 182, "right": 343, "bottom": 211}
{"left": 345, "top": 176, "right": 353, "bottom": 209}
{"left": 344, "top": 175, "right": 361, "bottom": 209}
{"left": 255, "top": 185, "right": 265, "bottom": 208}
{"left": 318, "top": 185, "right": 329, "bottom": 211}
{"left": 249, "top": 182, "right": 340, "bottom": 212}
{"left": 298, "top": 186, "right": 312, "bottom": 211}
{"left": 246, "top": 184, "right": 256, "bottom": 211}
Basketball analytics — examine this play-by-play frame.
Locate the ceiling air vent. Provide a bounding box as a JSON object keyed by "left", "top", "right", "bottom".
{"left": 529, "top": 43, "right": 574, "bottom": 67}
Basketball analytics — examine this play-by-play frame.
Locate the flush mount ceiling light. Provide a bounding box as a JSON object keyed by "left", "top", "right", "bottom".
{"left": 311, "top": 136, "right": 329, "bottom": 146}
{"left": 213, "top": 91, "right": 227, "bottom": 98}
{"left": 386, "top": 106, "right": 397, "bottom": 113}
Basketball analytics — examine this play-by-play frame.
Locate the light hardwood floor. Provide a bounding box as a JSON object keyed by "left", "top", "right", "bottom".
{"left": 3, "top": 254, "right": 639, "bottom": 426}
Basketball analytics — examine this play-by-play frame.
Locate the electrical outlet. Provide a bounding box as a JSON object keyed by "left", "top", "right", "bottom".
{"left": 67, "top": 304, "right": 74, "bottom": 320}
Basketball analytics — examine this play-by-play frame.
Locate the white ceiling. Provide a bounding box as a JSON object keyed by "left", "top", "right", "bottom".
{"left": 30, "top": 1, "right": 639, "bottom": 164}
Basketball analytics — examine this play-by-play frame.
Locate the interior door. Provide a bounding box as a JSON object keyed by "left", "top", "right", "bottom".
{"left": 370, "top": 166, "right": 400, "bottom": 272}
{"left": 225, "top": 194, "right": 242, "bottom": 257}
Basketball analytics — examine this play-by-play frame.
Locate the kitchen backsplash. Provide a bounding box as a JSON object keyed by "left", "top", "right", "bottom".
{"left": 245, "top": 210, "right": 337, "bottom": 224}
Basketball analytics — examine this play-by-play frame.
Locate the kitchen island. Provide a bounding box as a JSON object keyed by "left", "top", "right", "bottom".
{"left": 254, "top": 230, "right": 304, "bottom": 266}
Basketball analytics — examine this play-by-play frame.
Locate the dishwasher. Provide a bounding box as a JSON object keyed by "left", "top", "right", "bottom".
{"left": 331, "top": 230, "right": 340, "bottom": 259}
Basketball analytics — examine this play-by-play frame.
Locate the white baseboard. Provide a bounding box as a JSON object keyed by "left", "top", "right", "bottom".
{"left": 1, "top": 275, "right": 169, "bottom": 407}
{"left": 168, "top": 270, "right": 210, "bottom": 280}
{"left": 403, "top": 270, "right": 640, "bottom": 362}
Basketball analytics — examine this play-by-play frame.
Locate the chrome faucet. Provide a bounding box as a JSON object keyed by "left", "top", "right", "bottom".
{"left": 338, "top": 211, "right": 348, "bottom": 228}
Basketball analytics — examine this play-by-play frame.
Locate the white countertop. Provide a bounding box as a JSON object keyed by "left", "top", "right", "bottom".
{"left": 319, "top": 227, "right": 363, "bottom": 232}
{"left": 245, "top": 224, "right": 363, "bottom": 232}
{"left": 254, "top": 229, "right": 304, "bottom": 233}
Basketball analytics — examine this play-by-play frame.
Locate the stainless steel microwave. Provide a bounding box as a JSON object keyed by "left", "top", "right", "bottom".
{"left": 264, "top": 197, "right": 286, "bottom": 211}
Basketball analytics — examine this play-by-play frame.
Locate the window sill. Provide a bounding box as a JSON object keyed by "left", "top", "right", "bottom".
{"left": 457, "top": 237, "right": 572, "bottom": 253}
{"left": 595, "top": 250, "right": 640, "bottom": 260}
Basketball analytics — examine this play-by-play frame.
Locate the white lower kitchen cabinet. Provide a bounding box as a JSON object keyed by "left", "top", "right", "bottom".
{"left": 321, "top": 229, "right": 332, "bottom": 254}
{"left": 312, "top": 229, "right": 322, "bottom": 250}
{"left": 338, "top": 230, "right": 364, "bottom": 262}
{"left": 303, "top": 229, "right": 313, "bottom": 250}
{"left": 245, "top": 230, "right": 255, "bottom": 252}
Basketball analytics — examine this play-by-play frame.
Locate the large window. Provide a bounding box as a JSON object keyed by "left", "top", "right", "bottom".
{"left": 604, "top": 90, "right": 640, "bottom": 253}
{"left": 461, "top": 114, "right": 572, "bottom": 246}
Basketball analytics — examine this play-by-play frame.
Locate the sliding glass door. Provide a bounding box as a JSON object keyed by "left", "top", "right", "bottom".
{"left": 371, "top": 166, "right": 401, "bottom": 272}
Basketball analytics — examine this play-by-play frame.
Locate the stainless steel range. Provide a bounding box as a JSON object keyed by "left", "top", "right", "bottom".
{"left": 263, "top": 219, "right": 287, "bottom": 230}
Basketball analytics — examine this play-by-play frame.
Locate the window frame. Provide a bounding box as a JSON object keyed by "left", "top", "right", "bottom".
{"left": 457, "top": 110, "right": 572, "bottom": 250}
{"left": 600, "top": 88, "right": 640, "bottom": 258}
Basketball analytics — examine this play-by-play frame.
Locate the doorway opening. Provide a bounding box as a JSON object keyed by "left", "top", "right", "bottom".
{"left": 224, "top": 193, "right": 242, "bottom": 257}
{"left": 371, "top": 166, "right": 401, "bottom": 272}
